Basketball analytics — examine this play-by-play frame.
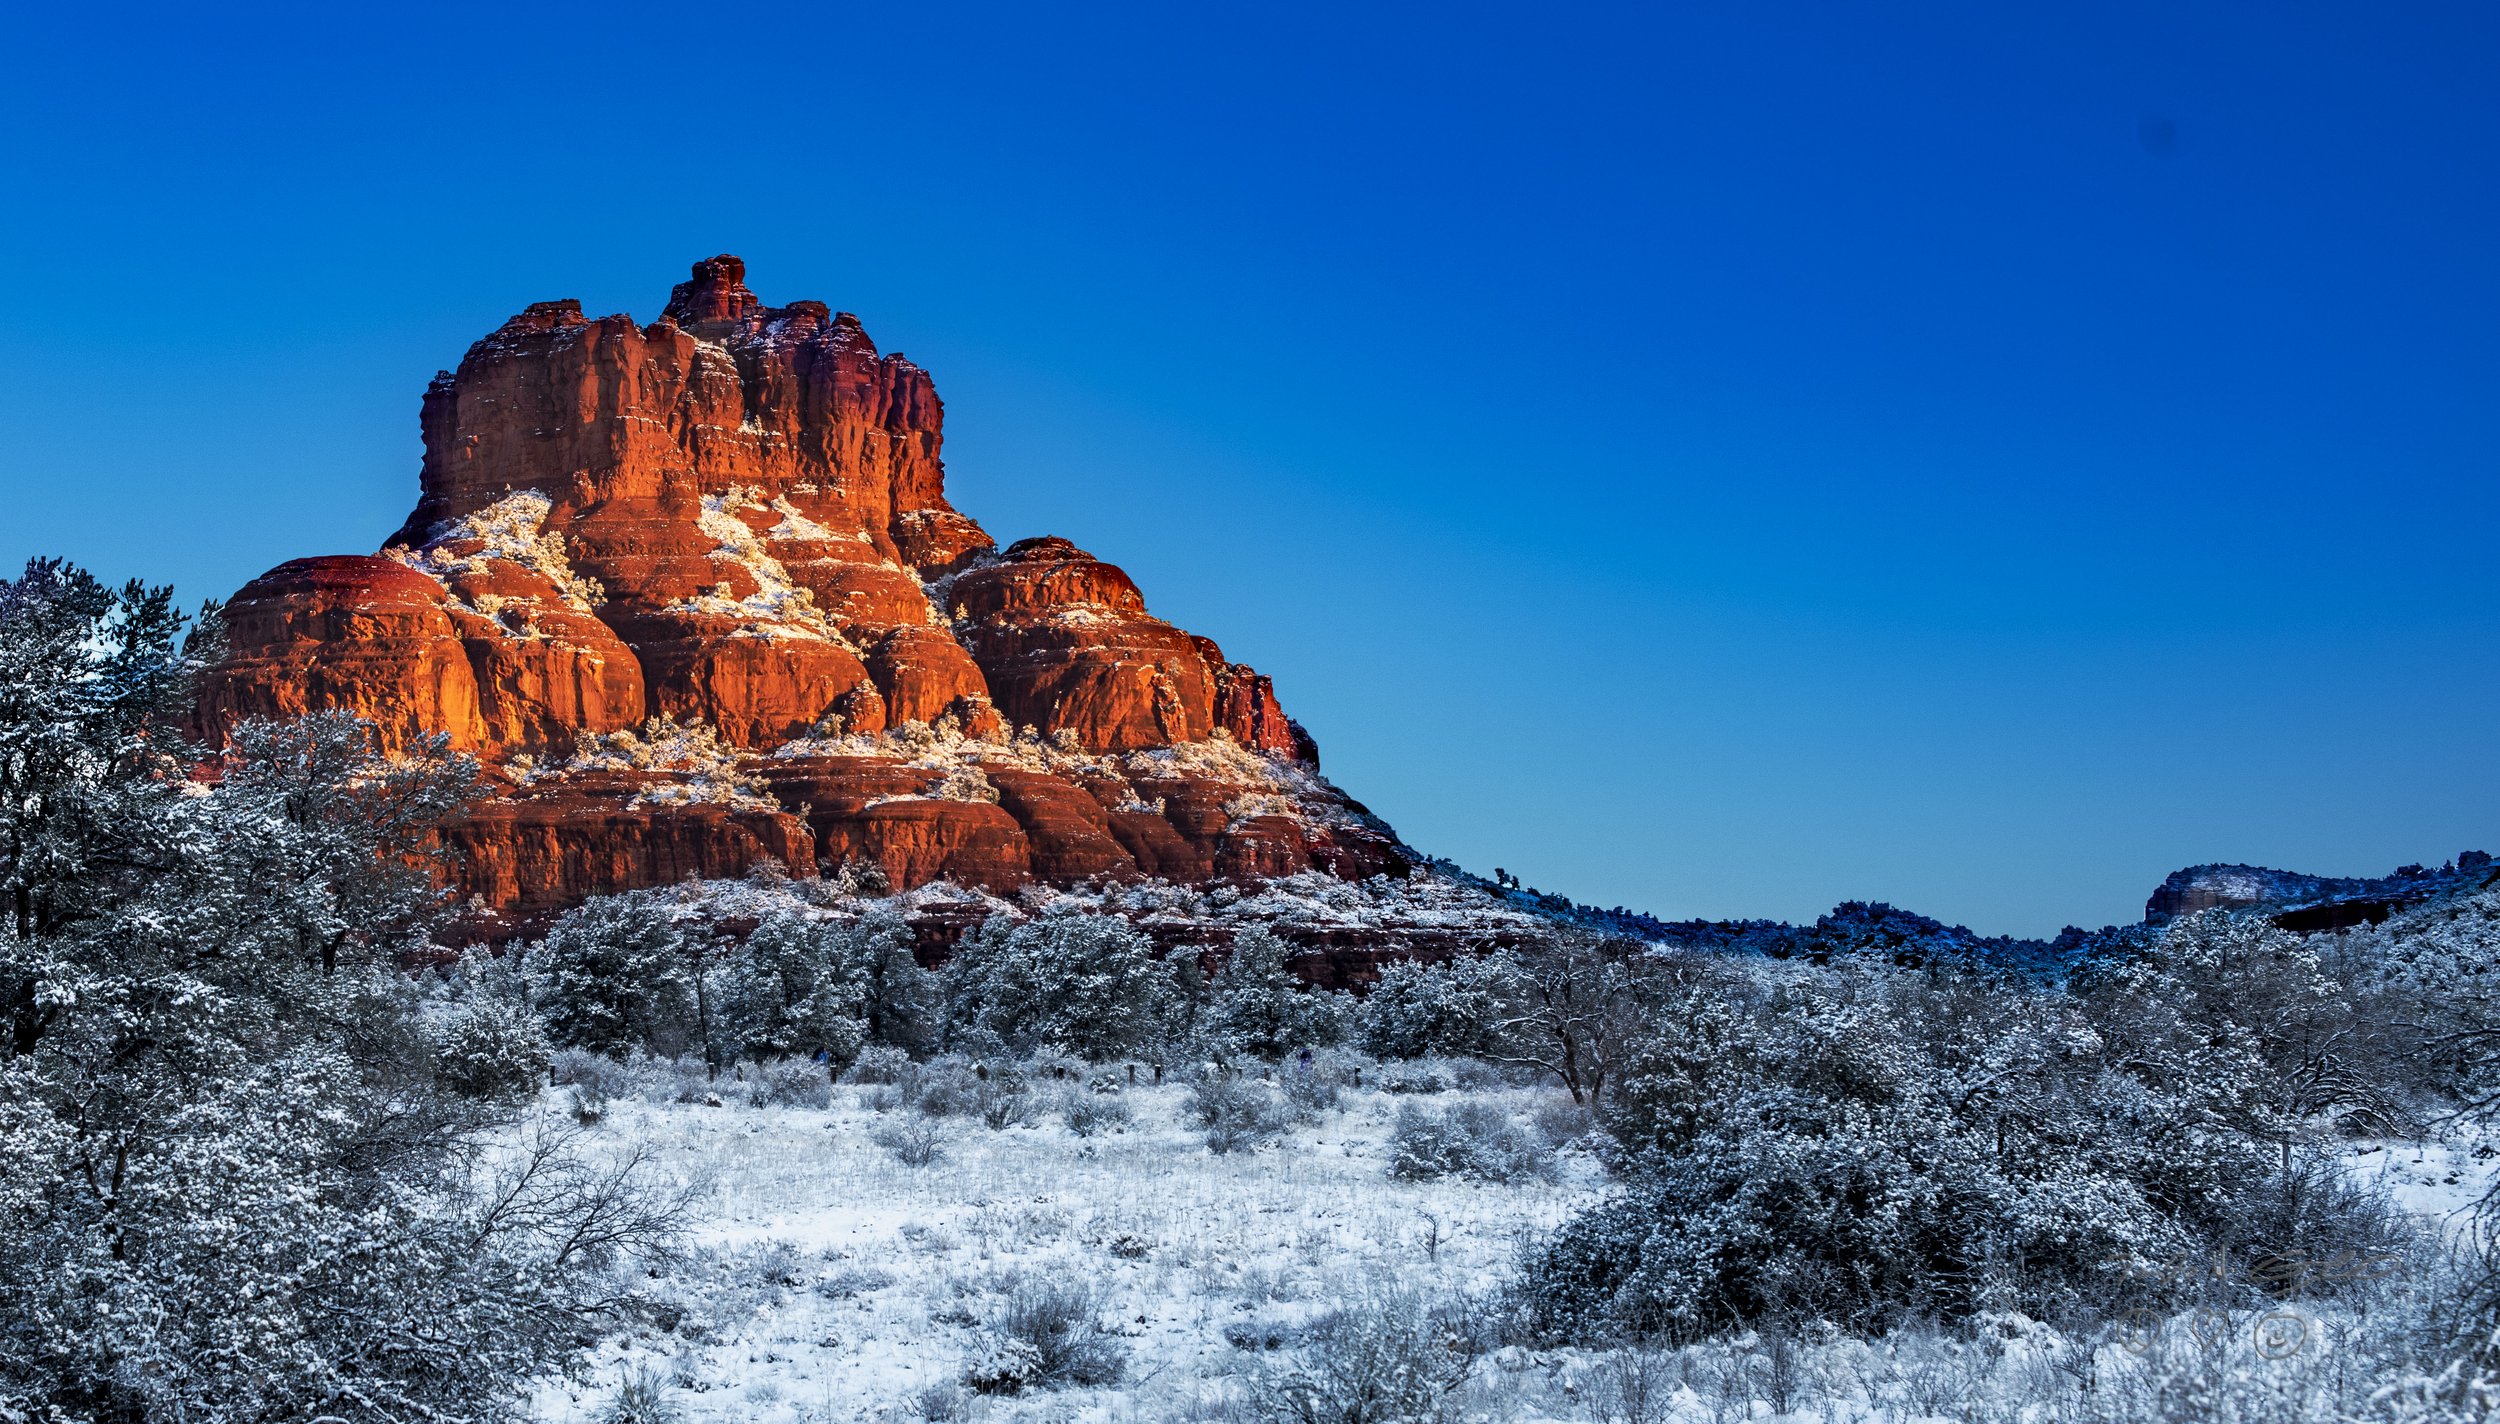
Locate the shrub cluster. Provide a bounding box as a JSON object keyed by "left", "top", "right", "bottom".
{"left": 1387, "top": 1100, "right": 1554, "bottom": 1183}
{"left": 1190, "top": 1072, "right": 1292, "bottom": 1154}
{"left": 968, "top": 1279, "right": 1126, "bottom": 1393}
{"left": 528, "top": 900, "right": 937, "bottom": 1076}
{"left": 1520, "top": 917, "right": 2428, "bottom": 1341}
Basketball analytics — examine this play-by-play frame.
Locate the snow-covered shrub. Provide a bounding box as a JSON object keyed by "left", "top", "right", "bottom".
{"left": 1380, "top": 1061, "right": 1451, "bottom": 1094}
{"left": 977, "top": 1068, "right": 1035, "bottom": 1131}
{"left": 562, "top": 715, "right": 779, "bottom": 811}
{"left": 971, "top": 1278, "right": 1126, "bottom": 1392}
{"left": 1530, "top": 1095, "right": 1595, "bottom": 1147}
{"left": 1387, "top": 1101, "right": 1554, "bottom": 1184}
{"left": 2071, "top": 914, "right": 2433, "bottom": 1272}
{"left": 1062, "top": 1089, "right": 1133, "bottom": 1136}
{"left": 390, "top": 489, "right": 608, "bottom": 608}
{"left": 848, "top": 1042, "right": 914, "bottom": 1085}
{"left": 1360, "top": 955, "right": 1511, "bottom": 1059}
{"left": 551, "top": 1048, "right": 634, "bottom": 1116}
{"left": 1192, "top": 1073, "right": 1290, "bottom": 1154}
{"left": 630, "top": 1054, "right": 717, "bottom": 1106}
{"left": 430, "top": 989, "right": 551, "bottom": 1101}
{"left": 735, "top": 1239, "right": 810, "bottom": 1291}
{"left": 945, "top": 910, "right": 1182, "bottom": 1061}
{"left": 601, "top": 1365, "right": 686, "bottom": 1424}
{"left": 2061, "top": 1281, "right": 2498, "bottom": 1424}
{"left": 815, "top": 1263, "right": 896, "bottom": 1299}
{"left": 2331, "top": 882, "right": 2500, "bottom": 1378}
{"left": 873, "top": 1115, "right": 944, "bottom": 1167}
{"left": 908, "top": 1382, "right": 972, "bottom": 1421}
{"left": 1529, "top": 945, "right": 2422, "bottom": 1343}
{"left": 902, "top": 1056, "right": 986, "bottom": 1117}
{"left": 1440, "top": 1056, "right": 1518, "bottom": 1090}
{"left": 964, "top": 1334, "right": 1045, "bottom": 1396}
{"left": 747, "top": 1057, "right": 835, "bottom": 1109}
{"left": 2078, "top": 909, "right": 2404, "bottom": 1144}
{"left": 929, "top": 762, "right": 1001, "bottom": 803}
{"left": 1577, "top": 1346, "right": 1678, "bottom": 1424}
{"left": 1024, "top": 1049, "right": 1088, "bottom": 1085}
{"left": 1240, "top": 1289, "right": 1471, "bottom": 1423}
{"left": 1280, "top": 1057, "right": 1342, "bottom": 1117}
{"left": 551, "top": 1047, "right": 632, "bottom": 1095}
{"left": 2345, "top": 881, "right": 2500, "bottom": 1105}
{"left": 1532, "top": 1004, "right": 2126, "bottom": 1335}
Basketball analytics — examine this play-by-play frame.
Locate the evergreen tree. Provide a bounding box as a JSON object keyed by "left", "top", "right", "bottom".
{"left": 527, "top": 888, "right": 694, "bottom": 1057}
{"left": 0, "top": 558, "right": 683, "bottom": 1422}
{"left": 832, "top": 908, "right": 941, "bottom": 1054}
{"left": 1358, "top": 953, "right": 1511, "bottom": 1059}
{"left": 1203, "top": 925, "right": 1336, "bottom": 1058}
{"left": 945, "top": 911, "right": 1179, "bottom": 1062}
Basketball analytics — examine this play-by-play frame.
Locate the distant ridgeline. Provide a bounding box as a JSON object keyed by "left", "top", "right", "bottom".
{"left": 1441, "top": 848, "right": 2500, "bottom": 975}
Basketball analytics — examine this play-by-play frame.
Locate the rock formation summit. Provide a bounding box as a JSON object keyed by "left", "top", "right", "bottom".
{"left": 198, "top": 256, "right": 1404, "bottom": 926}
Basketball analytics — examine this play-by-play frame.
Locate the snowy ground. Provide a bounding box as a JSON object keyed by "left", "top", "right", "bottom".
{"left": 530, "top": 1073, "right": 1602, "bottom": 1423}
{"left": 527, "top": 1074, "right": 2500, "bottom": 1424}
{"left": 2342, "top": 1133, "right": 2499, "bottom": 1235}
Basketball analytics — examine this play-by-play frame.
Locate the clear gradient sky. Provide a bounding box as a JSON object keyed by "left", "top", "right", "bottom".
{"left": 2, "top": 2, "right": 2494, "bottom": 935}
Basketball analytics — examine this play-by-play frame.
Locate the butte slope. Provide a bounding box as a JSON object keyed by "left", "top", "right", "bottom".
{"left": 195, "top": 256, "right": 1409, "bottom": 928}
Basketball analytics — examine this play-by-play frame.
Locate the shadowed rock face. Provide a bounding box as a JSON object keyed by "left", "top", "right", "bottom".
{"left": 198, "top": 257, "right": 1404, "bottom": 923}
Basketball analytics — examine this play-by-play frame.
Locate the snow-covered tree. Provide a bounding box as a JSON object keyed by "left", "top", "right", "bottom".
{"left": 526, "top": 888, "right": 697, "bottom": 1057}
{"left": 945, "top": 911, "right": 1179, "bottom": 1062}
{"left": 0, "top": 558, "right": 683, "bottom": 1422}
{"left": 533, "top": 899, "right": 942, "bottom": 1073}
{"left": 1201, "top": 925, "right": 1341, "bottom": 1058}
{"left": 1482, "top": 930, "right": 1645, "bottom": 1107}
{"left": 833, "top": 908, "right": 942, "bottom": 1054}
{"left": 1358, "top": 953, "right": 1512, "bottom": 1059}
{"left": 430, "top": 948, "right": 553, "bottom": 1101}
{"left": 714, "top": 909, "right": 878, "bottom": 1072}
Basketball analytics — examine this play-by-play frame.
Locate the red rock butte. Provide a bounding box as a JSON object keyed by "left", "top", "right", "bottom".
{"left": 196, "top": 257, "right": 1408, "bottom": 926}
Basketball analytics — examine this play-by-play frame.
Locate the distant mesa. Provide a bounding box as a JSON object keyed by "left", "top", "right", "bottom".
{"left": 2146, "top": 852, "right": 2495, "bottom": 932}
{"left": 196, "top": 257, "right": 1404, "bottom": 940}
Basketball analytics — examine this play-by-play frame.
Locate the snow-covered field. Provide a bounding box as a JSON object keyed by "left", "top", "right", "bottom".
{"left": 2343, "top": 1135, "right": 2498, "bottom": 1233}
{"left": 528, "top": 1072, "right": 2500, "bottom": 1424}
{"left": 532, "top": 1074, "right": 1601, "bottom": 1423}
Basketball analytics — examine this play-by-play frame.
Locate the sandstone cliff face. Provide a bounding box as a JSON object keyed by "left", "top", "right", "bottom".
{"left": 200, "top": 257, "right": 1403, "bottom": 921}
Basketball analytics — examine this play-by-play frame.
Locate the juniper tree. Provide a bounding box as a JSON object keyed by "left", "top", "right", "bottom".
{"left": 0, "top": 558, "right": 684, "bottom": 1423}
{"left": 1202, "top": 925, "right": 1339, "bottom": 1059}
{"left": 1358, "top": 952, "right": 1511, "bottom": 1059}
{"left": 945, "top": 910, "right": 1180, "bottom": 1062}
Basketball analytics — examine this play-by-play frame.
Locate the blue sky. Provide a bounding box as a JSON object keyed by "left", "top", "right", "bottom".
{"left": 2, "top": 2, "right": 2493, "bottom": 934}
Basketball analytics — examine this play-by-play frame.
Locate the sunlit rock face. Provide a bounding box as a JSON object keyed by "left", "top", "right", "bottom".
{"left": 199, "top": 257, "right": 1404, "bottom": 924}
